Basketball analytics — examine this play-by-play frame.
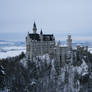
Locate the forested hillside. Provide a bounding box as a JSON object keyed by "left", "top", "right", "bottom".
{"left": 0, "top": 51, "right": 92, "bottom": 92}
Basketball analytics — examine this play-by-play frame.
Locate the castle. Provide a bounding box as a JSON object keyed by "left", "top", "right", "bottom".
{"left": 26, "top": 22, "right": 73, "bottom": 61}
{"left": 25, "top": 22, "right": 92, "bottom": 92}
{"left": 26, "top": 22, "right": 55, "bottom": 59}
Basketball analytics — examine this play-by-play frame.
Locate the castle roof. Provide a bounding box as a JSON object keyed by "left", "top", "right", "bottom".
{"left": 29, "top": 33, "right": 54, "bottom": 41}
{"left": 43, "top": 34, "right": 54, "bottom": 41}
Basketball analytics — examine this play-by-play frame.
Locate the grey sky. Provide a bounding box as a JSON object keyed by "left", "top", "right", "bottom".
{"left": 0, "top": 0, "right": 92, "bottom": 41}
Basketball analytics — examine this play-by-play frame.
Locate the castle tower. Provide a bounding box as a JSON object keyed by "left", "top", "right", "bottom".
{"left": 40, "top": 29, "right": 43, "bottom": 35}
{"left": 40, "top": 29, "right": 43, "bottom": 55}
{"left": 33, "top": 22, "right": 37, "bottom": 34}
{"left": 66, "top": 34, "right": 72, "bottom": 50}
{"left": 26, "top": 32, "right": 31, "bottom": 59}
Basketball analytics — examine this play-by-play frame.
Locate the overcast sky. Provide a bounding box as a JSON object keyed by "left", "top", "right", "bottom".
{"left": 0, "top": 0, "right": 92, "bottom": 41}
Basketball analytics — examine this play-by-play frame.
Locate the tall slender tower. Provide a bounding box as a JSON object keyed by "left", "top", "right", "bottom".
{"left": 33, "top": 22, "right": 37, "bottom": 34}
{"left": 26, "top": 32, "right": 31, "bottom": 59}
{"left": 40, "top": 29, "right": 43, "bottom": 55}
{"left": 67, "top": 34, "right": 72, "bottom": 50}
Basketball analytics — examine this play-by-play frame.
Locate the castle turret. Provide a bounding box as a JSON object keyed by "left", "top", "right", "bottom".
{"left": 57, "top": 40, "right": 61, "bottom": 47}
{"left": 40, "top": 29, "right": 43, "bottom": 35}
{"left": 40, "top": 29, "right": 43, "bottom": 40}
{"left": 33, "top": 22, "right": 37, "bottom": 34}
{"left": 66, "top": 34, "right": 72, "bottom": 50}
{"left": 40, "top": 29, "right": 43, "bottom": 55}
{"left": 26, "top": 32, "right": 31, "bottom": 59}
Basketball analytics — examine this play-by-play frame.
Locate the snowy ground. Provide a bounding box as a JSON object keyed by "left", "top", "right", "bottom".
{"left": 88, "top": 48, "right": 92, "bottom": 53}
{"left": 0, "top": 46, "right": 26, "bottom": 59}
{"left": 0, "top": 46, "right": 92, "bottom": 59}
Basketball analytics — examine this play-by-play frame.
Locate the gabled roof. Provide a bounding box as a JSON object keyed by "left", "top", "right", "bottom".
{"left": 43, "top": 34, "right": 54, "bottom": 41}
{"left": 28, "top": 33, "right": 54, "bottom": 41}
{"left": 29, "top": 34, "right": 40, "bottom": 41}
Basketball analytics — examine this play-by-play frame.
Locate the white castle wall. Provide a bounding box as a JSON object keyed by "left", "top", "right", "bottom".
{"left": 26, "top": 23, "right": 74, "bottom": 63}
{"left": 26, "top": 35, "right": 55, "bottom": 59}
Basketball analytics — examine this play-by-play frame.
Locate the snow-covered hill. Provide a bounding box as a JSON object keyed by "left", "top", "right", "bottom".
{"left": 0, "top": 50, "right": 92, "bottom": 92}
{"left": 0, "top": 40, "right": 26, "bottom": 59}
{"left": 0, "top": 46, "right": 26, "bottom": 59}
{"left": 88, "top": 48, "right": 92, "bottom": 53}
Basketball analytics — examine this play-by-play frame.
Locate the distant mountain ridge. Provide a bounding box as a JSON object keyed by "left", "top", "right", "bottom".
{"left": 0, "top": 40, "right": 92, "bottom": 48}
{"left": 56, "top": 40, "right": 92, "bottom": 48}
{"left": 72, "top": 41, "right": 92, "bottom": 48}
{"left": 0, "top": 40, "right": 26, "bottom": 59}
{"left": 0, "top": 40, "right": 25, "bottom": 47}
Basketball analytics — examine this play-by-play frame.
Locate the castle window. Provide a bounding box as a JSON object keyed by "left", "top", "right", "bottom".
{"left": 27, "top": 45, "right": 30, "bottom": 51}
{"left": 60, "top": 55, "right": 62, "bottom": 61}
